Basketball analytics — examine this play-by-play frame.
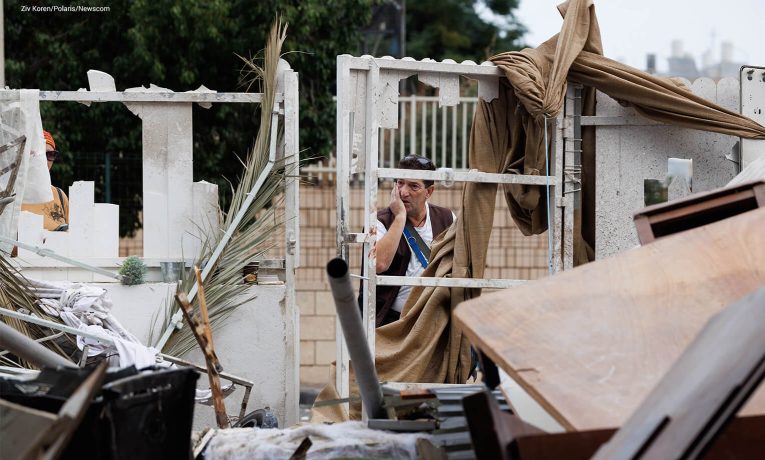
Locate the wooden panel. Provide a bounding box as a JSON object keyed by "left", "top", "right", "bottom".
{"left": 454, "top": 208, "right": 765, "bottom": 431}
{"left": 593, "top": 286, "right": 765, "bottom": 459}
{"left": 632, "top": 180, "right": 765, "bottom": 245}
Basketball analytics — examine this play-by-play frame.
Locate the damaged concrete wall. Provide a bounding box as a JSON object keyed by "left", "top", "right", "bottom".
{"left": 106, "top": 282, "right": 296, "bottom": 430}
{"left": 595, "top": 78, "right": 740, "bottom": 258}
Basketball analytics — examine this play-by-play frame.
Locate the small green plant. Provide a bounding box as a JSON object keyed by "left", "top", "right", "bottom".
{"left": 119, "top": 256, "right": 147, "bottom": 286}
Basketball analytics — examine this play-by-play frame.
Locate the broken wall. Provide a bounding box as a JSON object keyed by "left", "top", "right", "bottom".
{"left": 107, "top": 283, "right": 296, "bottom": 430}
{"left": 595, "top": 77, "right": 740, "bottom": 258}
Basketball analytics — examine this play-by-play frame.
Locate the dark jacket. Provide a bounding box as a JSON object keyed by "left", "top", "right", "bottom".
{"left": 364, "top": 203, "right": 454, "bottom": 326}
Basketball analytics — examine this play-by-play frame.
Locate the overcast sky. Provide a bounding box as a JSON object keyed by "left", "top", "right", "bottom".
{"left": 514, "top": 0, "right": 765, "bottom": 73}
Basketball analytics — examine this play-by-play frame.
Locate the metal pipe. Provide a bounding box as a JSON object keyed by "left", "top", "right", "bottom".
{"left": 326, "top": 258, "right": 386, "bottom": 420}
{"left": 0, "top": 321, "right": 76, "bottom": 368}
{"left": 0, "top": 235, "right": 122, "bottom": 281}
{"left": 0, "top": 306, "right": 116, "bottom": 346}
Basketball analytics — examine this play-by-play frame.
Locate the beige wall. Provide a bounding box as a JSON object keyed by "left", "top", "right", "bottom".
{"left": 297, "top": 181, "right": 549, "bottom": 386}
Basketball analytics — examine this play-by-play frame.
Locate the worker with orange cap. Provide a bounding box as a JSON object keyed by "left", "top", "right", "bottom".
{"left": 21, "top": 130, "right": 69, "bottom": 231}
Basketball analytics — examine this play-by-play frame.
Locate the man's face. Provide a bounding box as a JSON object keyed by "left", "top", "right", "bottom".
{"left": 46, "top": 144, "right": 55, "bottom": 170}
{"left": 396, "top": 179, "right": 433, "bottom": 216}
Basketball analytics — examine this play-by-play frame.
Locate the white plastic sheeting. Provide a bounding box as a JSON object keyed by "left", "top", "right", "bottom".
{"left": 0, "top": 90, "right": 53, "bottom": 253}
{"left": 27, "top": 278, "right": 158, "bottom": 368}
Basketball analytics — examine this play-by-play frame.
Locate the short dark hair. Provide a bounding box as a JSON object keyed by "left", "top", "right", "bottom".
{"left": 398, "top": 154, "right": 436, "bottom": 187}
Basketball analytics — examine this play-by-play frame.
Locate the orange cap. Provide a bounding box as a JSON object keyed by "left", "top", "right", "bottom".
{"left": 43, "top": 130, "right": 56, "bottom": 150}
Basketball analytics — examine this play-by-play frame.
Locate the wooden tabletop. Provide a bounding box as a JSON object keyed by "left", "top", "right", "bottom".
{"left": 454, "top": 207, "right": 765, "bottom": 431}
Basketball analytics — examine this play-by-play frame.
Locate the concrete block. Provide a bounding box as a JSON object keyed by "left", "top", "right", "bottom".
{"left": 300, "top": 365, "right": 330, "bottom": 386}
{"left": 69, "top": 181, "right": 95, "bottom": 258}
{"left": 20, "top": 268, "right": 43, "bottom": 279}
{"left": 314, "top": 291, "right": 337, "bottom": 316}
{"left": 66, "top": 268, "right": 94, "bottom": 282}
{"left": 138, "top": 104, "right": 194, "bottom": 260}
{"left": 717, "top": 77, "right": 739, "bottom": 112}
{"left": 190, "top": 180, "right": 220, "bottom": 256}
{"left": 93, "top": 203, "right": 119, "bottom": 257}
{"left": 142, "top": 191, "right": 167, "bottom": 257}
{"left": 299, "top": 315, "right": 335, "bottom": 340}
{"left": 315, "top": 340, "right": 336, "bottom": 365}
{"left": 18, "top": 211, "right": 45, "bottom": 257}
{"left": 297, "top": 291, "right": 315, "bottom": 315}
{"left": 42, "top": 230, "right": 69, "bottom": 256}
{"left": 595, "top": 86, "right": 737, "bottom": 259}
{"left": 300, "top": 340, "right": 315, "bottom": 365}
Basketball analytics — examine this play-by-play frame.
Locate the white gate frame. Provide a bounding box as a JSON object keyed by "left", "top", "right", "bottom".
{"left": 335, "top": 54, "right": 579, "bottom": 405}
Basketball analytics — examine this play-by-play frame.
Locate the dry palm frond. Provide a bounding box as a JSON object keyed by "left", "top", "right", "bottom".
{"left": 0, "top": 255, "right": 75, "bottom": 368}
{"left": 158, "top": 19, "right": 293, "bottom": 356}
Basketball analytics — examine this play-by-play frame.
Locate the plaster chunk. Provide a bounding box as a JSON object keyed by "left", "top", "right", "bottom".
{"left": 86, "top": 70, "right": 116, "bottom": 92}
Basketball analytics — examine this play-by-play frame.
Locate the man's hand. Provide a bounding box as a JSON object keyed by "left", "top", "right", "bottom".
{"left": 389, "top": 184, "right": 406, "bottom": 219}
{"left": 375, "top": 184, "right": 407, "bottom": 273}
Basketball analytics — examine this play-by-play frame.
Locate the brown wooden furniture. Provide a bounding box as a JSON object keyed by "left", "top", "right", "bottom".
{"left": 454, "top": 208, "right": 765, "bottom": 431}
{"left": 593, "top": 285, "right": 765, "bottom": 459}
{"left": 462, "top": 391, "right": 765, "bottom": 460}
{"left": 633, "top": 179, "right": 765, "bottom": 244}
{"left": 462, "top": 287, "right": 765, "bottom": 459}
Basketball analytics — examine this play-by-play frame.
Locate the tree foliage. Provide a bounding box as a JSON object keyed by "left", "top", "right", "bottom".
{"left": 364, "top": 0, "right": 524, "bottom": 62}
{"left": 407, "top": 0, "right": 524, "bottom": 62}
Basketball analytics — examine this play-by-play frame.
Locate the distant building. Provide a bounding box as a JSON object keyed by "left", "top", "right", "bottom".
{"left": 666, "top": 40, "right": 700, "bottom": 80}
{"left": 653, "top": 40, "right": 744, "bottom": 81}
{"left": 700, "top": 42, "right": 743, "bottom": 80}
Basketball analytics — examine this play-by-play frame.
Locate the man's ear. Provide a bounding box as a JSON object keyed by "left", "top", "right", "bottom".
{"left": 425, "top": 185, "right": 435, "bottom": 199}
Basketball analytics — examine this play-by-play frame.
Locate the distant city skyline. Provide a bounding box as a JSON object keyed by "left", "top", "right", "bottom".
{"left": 513, "top": 0, "right": 765, "bottom": 74}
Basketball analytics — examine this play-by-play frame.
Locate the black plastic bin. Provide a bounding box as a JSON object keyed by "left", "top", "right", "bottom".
{"left": 0, "top": 366, "right": 199, "bottom": 460}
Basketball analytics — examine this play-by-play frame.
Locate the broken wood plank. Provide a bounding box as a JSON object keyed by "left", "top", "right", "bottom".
{"left": 175, "top": 292, "right": 229, "bottom": 429}
{"left": 633, "top": 179, "right": 765, "bottom": 244}
{"left": 454, "top": 208, "right": 765, "bottom": 431}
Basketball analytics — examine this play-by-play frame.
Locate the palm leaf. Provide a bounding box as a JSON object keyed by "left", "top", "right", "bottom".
{"left": 0, "top": 255, "right": 76, "bottom": 368}
{"left": 158, "top": 19, "right": 292, "bottom": 356}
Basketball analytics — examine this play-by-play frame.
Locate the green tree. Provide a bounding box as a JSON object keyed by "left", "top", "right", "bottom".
{"left": 407, "top": 0, "right": 524, "bottom": 62}
{"left": 364, "top": 0, "right": 524, "bottom": 62}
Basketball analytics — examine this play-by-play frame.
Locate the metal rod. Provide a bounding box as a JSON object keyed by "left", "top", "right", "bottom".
{"left": 0, "top": 90, "right": 271, "bottom": 104}
{"left": 376, "top": 275, "right": 526, "bottom": 289}
{"left": 0, "top": 307, "right": 255, "bottom": 403}
{"left": 239, "top": 386, "right": 252, "bottom": 420}
{"left": 0, "top": 307, "right": 116, "bottom": 345}
{"left": 0, "top": 236, "right": 122, "bottom": 281}
{"left": 376, "top": 168, "right": 557, "bottom": 186}
{"left": 0, "top": 331, "right": 64, "bottom": 357}
{"left": 326, "top": 258, "right": 386, "bottom": 420}
{"left": 0, "top": 321, "right": 76, "bottom": 368}
{"left": 157, "top": 354, "right": 253, "bottom": 387}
